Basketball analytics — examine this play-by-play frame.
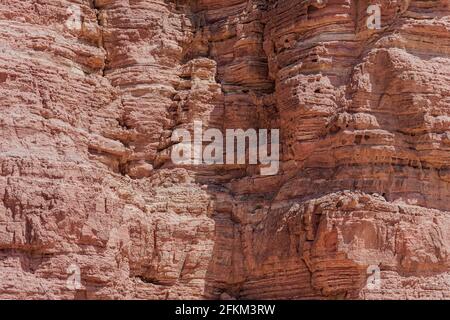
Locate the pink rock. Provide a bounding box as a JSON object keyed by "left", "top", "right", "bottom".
{"left": 0, "top": 0, "right": 449, "bottom": 300}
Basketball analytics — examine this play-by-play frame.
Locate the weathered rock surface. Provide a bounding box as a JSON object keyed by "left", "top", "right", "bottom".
{"left": 0, "top": 0, "right": 449, "bottom": 299}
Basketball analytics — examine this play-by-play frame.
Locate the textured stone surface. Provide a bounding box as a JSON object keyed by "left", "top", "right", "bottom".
{"left": 0, "top": 0, "right": 449, "bottom": 299}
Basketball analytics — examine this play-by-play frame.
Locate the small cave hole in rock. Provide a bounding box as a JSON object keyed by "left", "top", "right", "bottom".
{"left": 307, "top": 5, "right": 319, "bottom": 16}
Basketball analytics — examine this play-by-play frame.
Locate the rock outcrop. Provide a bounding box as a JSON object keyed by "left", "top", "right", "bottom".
{"left": 0, "top": 0, "right": 449, "bottom": 299}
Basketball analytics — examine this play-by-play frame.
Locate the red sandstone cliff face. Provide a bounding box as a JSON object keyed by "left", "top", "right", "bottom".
{"left": 0, "top": 0, "right": 449, "bottom": 299}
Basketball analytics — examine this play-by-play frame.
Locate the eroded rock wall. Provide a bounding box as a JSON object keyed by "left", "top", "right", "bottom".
{"left": 0, "top": 0, "right": 449, "bottom": 299}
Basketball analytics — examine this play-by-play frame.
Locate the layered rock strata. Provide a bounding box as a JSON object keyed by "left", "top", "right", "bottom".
{"left": 0, "top": 0, "right": 449, "bottom": 299}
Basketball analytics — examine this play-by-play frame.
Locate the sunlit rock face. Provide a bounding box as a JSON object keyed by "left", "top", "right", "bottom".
{"left": 0, "top": 0, "right": 449, "bottom": 299}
